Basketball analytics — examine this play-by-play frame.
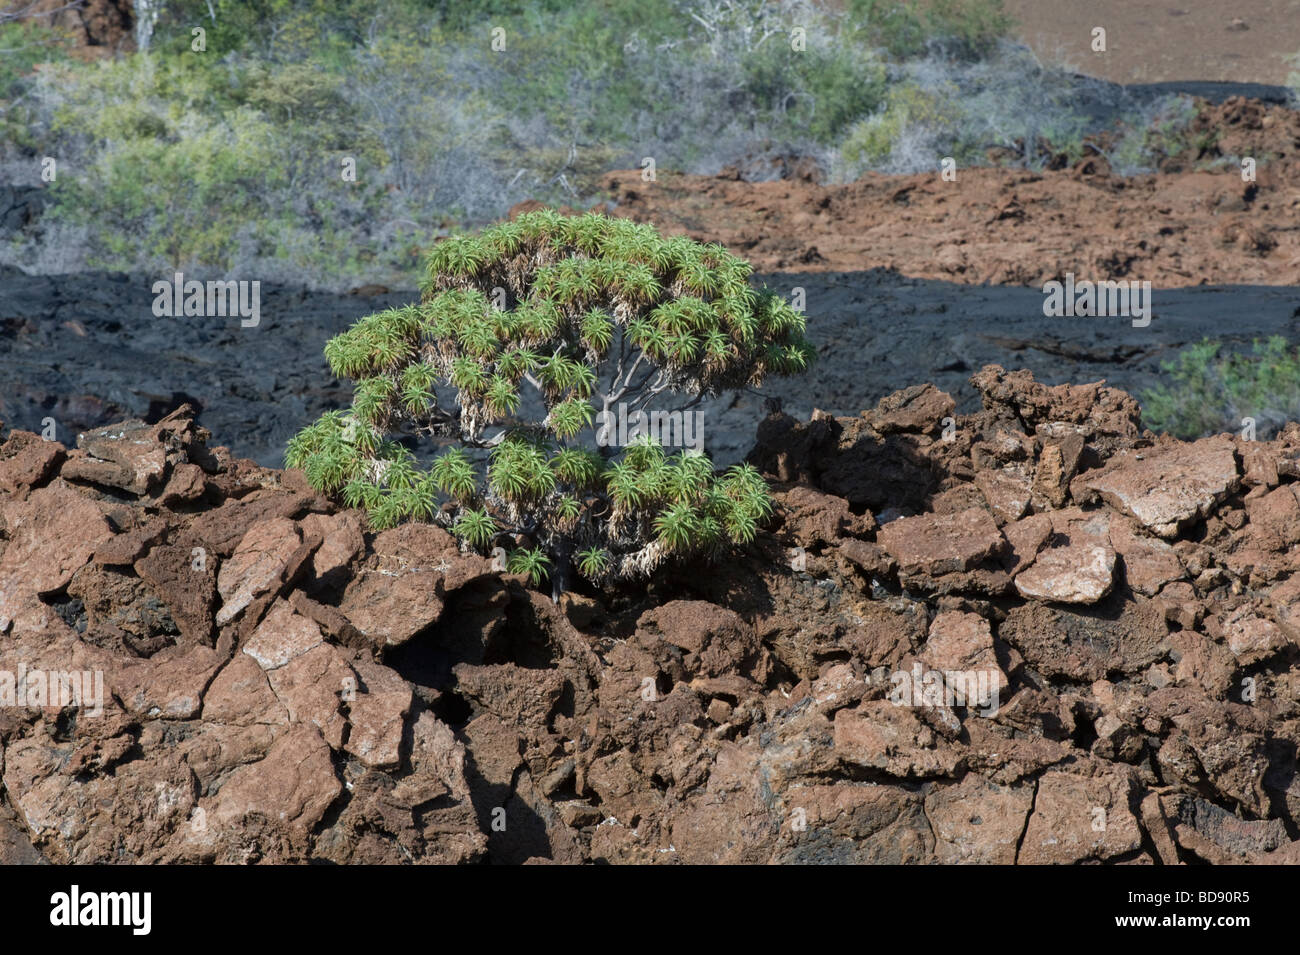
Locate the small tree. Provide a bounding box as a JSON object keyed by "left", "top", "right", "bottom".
{"left": 287, "top": 210, "right": 813, "bottom": 597}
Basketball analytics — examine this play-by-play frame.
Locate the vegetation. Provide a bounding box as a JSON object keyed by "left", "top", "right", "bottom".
{"left": 1142, "top": 337, "right": 1300, "bottom": 440}
{"left": 846, "top": 0, "right": 1013, "bottom": 60}
{"left": 287, "top": 212, "right": 813, "bottom": 595}
{"left": 0, "top": 0, "right": 1216, "bottom": 286}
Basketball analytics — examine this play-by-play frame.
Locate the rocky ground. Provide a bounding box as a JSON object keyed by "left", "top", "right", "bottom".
{"left": 4, "top": 262, "right": 1299, "bottom": 475}
{"left": 605, "top": 98, "right": 1300, "bottom": 286}
{"left": 2, "top": 364, "right": 1300, "bottom": 864}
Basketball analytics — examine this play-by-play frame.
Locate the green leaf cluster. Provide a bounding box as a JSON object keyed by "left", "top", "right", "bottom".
{"left": 289, "top": 214, "right": 805, "bottom": 590}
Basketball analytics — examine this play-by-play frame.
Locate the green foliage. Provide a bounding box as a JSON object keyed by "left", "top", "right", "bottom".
{"left": 1108, "top": 97, "right": 1217, "bottom": 173}
{"left": 507, "top": 547, "right": 552, "bottom": 586}
{"left": 847, "top": 0, "right": 1013, "bottom": 59}
{"left": 0, "top": 19, "right": 74, "bottom": 107}
{"left": 839, "top": 82, "right": 964, "bottom": 168}
{"left": 290, "top": 215, "right": 813, "bottom": 592}
{"left": 2, "top": 0, "right": 895, "bottom": 282}
{"left": 11, "top": 0, "right": 1189, "bottom": 284}
{"left": 453, "top": 508, "right": 498, "bottom": 548}
{"left": 1142, "top": 337, "right": 1300, "bottom": 440}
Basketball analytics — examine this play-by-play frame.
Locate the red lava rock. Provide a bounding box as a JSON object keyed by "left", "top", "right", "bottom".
{"left": 974, "top": 466, "right": 1032, "bottom": 522}
{"left": 1239, "top": 441, "right": 1281, "bottom": 488}
{"left": 203, "top": 723, "right": 341, "bottom": 841}
{"left": 971, "top": 365, "right": 1143, "bottom": 445}
{"left": 1167, "top": 629, "right": 1235, "bottom": 697}
{"left": 301, "top": 511, "right": 364, "bottom": 584}
{"left": 345, "top": 658, "right": 413, "bottom": 769}
{"left": 134, "top": 531, "right": 218, "bottom": 645}
{"left": 156, "top": 461, "right": 207, "bottom": 505}
{"left": 1207, "top": 603, "right": 1292, "bottom": 665}
{"left": 115, "top": 643, "right": 224, "bottom": 719}
{"left": 1000, "top": 598, "right": 1167, "bottom": 680}
{"left": 0, "top": 430, "right": 64, "bottom": 496}
{"left": 862, "top": 383, "right": 954, "bottom": 435}
{"left": 1000, "top": 512, "right": 1052, "bottom": 573}
{"left": 190, "top": 491, "right": 315, "bottom": 558}
{"left": 265, "top": 642, "right": 353, "bottom": 749}
{"left": 1075, "top": 435, "right": 1240, "bottom": 538}
{"left": 455, "top": 662, "right": 565, "bottom": 728}
{"left": 0, "top": 482, "right": 113, "bottom": 596}
{"left": 921, "top": 611, "right": 1008, "bottom": 692}
{"left": 5, "top": 365, "right": 1300, "bottom": 864}
{"left": 636, "top": 601, "right": 759, "bottom": 679}
{"left": 1017, "top": 768, "right": 1143, "bottom": 864}
{"left": 775, "top": 485, "right": 874, "bottom": 545}
{"left": 202, "top": 652, "right": 289, "bottom": 726}
{"left": 1244, "top": 484, "right": 1300, "bottom": 550}
{"left": 877, "top": 507, "right": 1005, "bottom": 577}
{"left": 92, "top": 518, "right": 167, "bottom": 566}
{"left": 833, "top": 700, "right": 965, "bottom": 779}
{"left": 337, "top": 523, "right": 496, "bottom": 648}
{"left": 1109, "top": 517, "right": 1186, "bottom": 596}
{"left": 771, "top": 782, "right": 934, "bottom": 864}
{"left": 925, "top": 775, "right": 1034, "bottom": 863}
{"left": 69, "top": 419, "right": 172, "bottom": 495}
{"left": 338, "top": 565, "right": 446, "bottom": 649}
{"left": 242, "top": 599, "right": 324, "bottom": 669}
{"left": 215, "top": 517, "right": 303, "bottom": 627}
{"left": 1030, "top": 432, "right": 1085, "bottom": 510}
{"left": 1014, "top": 508, "right": 1116, "bottom": 604}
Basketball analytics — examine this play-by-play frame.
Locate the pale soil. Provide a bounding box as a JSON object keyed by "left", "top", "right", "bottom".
{"left": 1003, "top": 0, "right": 1300, "bottom": 85}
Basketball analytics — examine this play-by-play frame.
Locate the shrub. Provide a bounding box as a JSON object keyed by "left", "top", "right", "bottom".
{"left": 1107, "top": 96, "right": 1214, "bottom": 174}
{"left": 847, "top": 0, "right": 1013, "bottom": 59}
{"left": 837, "top": 81, "right": 963, "bottom": 171}
{"left": 288, "top": 212, "right": 814, "bottom": 596}
{"left": 1141, "top": 336, "right": 1300, "bottom": 440}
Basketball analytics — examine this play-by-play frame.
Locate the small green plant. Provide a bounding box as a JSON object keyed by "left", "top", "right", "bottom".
{"left": 288, "top": 211, "right": 814, "bottom": 596}
{"left": 1142, "top": 336, "right": 1300, "bottom": 439}
{"left": 847, "top": 0, "right": 1013, "bottom": 59}
{"left": 837, "top": 81, "right": 965, "bottom": 171}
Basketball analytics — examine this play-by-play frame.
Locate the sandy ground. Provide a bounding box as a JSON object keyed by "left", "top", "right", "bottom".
{"left": 1003, "top": 0, "right": 1300, "bottom": 85}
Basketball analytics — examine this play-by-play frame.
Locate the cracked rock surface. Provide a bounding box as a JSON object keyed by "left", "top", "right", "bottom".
{"left": 2, "top": 366, "right": 1300, "bottom": 864}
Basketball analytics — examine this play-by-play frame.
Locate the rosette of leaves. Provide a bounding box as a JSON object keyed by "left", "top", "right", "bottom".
{"left": 287, "top": 210, "right": 813, "bottom": 597}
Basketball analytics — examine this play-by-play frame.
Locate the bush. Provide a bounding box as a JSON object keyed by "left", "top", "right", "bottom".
{"left": 1141, "top": 337, "right": 1300, "bottom": 440}
{"left": 1106, "top": 95, "right": 1215, "bottom": 174}
{"left": 847, "top": 0, "right": 1013, "bottom": 59}
{"left": 287, "top": 212, "right": 814, "bottom": 596}
{"left": 2, "top": 0, "right": 1183, "bottom": 283}
{"left": 837, "top": 81, "right": 963, "bottom": 170}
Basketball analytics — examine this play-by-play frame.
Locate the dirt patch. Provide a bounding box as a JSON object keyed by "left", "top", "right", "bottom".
{"left": 1003, "top": 0, "right": 1300, "bottom": 86}
{"left": 603, "top": 97, "right": 1300, "bottom": 287}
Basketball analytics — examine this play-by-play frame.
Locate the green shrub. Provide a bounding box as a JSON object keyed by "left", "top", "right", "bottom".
{"left": 837, "top": 81, "right": 963, "bottom": 170}
{"left": 0, "top": 18, "right": 75, "bottom": 145}
{"left": 1142, "top": 337, "right": 1300, "bottom": 439}
{"left": 1108, "top": 96, "right": 1215, "bottom": 172}
{"left": 288, "top": 213, "right": 814, "bottom": 596}
{"left": 847, "top": 0, "right": 1013, "bottom": 59}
